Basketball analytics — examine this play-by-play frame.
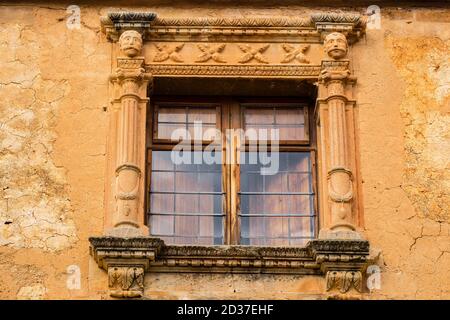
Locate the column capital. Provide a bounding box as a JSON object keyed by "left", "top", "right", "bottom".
{"left": 312, "top": 13, "right": 366, "bottom": 45}
{"left": 101, "top": 12, "right": 157, "bottom": 42}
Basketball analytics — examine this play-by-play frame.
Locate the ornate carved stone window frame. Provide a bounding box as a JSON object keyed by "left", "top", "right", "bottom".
{"left": 90, "top": 11, "right": 370, "bottom": 299}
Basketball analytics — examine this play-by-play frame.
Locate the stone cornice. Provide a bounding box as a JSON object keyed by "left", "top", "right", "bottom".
{"left": 101, "top": 12, "right": 366, "bottom": 43}
{"left": 89, "top": 237, "right": 164, "bottom": 270}
{"left": 89, "top": 236, "right": 369, "bottom": 275}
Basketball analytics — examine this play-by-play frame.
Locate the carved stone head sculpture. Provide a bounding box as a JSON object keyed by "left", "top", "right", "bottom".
{"left": 324, "top": 32, "right": 348, "bottom": 60}
{"left": 119, "top": 30, "right": 143, "bottom": 57}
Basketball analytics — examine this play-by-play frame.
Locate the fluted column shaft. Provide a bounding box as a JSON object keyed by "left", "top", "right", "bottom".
{"left": 323, "top": 77, "right": 354, "bottom": 232}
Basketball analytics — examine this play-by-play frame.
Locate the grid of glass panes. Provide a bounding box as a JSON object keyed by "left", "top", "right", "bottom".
{"left": 239, "top": 152, "right": 315, "bottom": 246}
{"left": 155, "top": 106, "right": 217, "bottom": 141}
{"left": 149, "top": 150, "right": 224, "bottom": 245}
{"left": 243, "top": 106, "right": 306, "bottom": 141}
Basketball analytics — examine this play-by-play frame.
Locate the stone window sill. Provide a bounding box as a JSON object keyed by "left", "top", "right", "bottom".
{"left": 89, "top": 236, "right": 369, "bottom": 298}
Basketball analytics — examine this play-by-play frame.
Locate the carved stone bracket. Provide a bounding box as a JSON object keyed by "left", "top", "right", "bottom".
{"left": 89, "top": 237, "right": 369, "bottom": 298}
{"left": 89, "top": 237, "right": 164, "bottom": 298}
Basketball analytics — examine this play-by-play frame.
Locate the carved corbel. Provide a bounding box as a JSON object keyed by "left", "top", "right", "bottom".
{"left": 90, "top": 237, "right": 164, "bottom": 298}
{"left": 309, "top": 239, "right": 369, "bottom": 297}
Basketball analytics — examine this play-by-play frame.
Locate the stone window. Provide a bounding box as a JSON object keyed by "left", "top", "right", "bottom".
{"left": 90, "top": 12, "right": 371, "bottom": 299}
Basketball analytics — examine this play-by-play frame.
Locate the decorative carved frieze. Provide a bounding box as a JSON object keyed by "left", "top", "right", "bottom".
{"left": 147, "top": 42, "right": 319, "bottom": 65}
{"left": 145, "top": 64, "right": 321, "bottom": 79}
{"left": 152, "top": 16, "right": 312, "bottom": 27}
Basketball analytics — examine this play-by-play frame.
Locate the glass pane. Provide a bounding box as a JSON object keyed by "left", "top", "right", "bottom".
{"left": 156, "top": 106, "right": 217, "bottom": 140}
{"left": 244, "top": 107, "right": 306, "bottom": 141}
{"left": 152, "top": 151, "right": 174, "bottom": 171}
{"left": 240, "top": 152, "right": 315, "bottom": 246}
{"left": 158, "top": 123, "right": 187, "bottom": 140}
{"left": 244, "top": 108, "right": 273, "bottom": 124}
{"left": 240, "top": 216, "right": 314, "bottom": 246}
{"left": 188, "top": 107, "right": 216, "bottom": 124}
{"left": 275, "top": 108, "right": 304, "bottom": 124}
{"left": 150, "top": 193, "right": 174, "bottom": 214}
{"left": 149, "top": 150, "right": 223, "bottom": 245}
{"left": 187, "top": 124, "right": 218, "bottom": 141}
{"left": 158, "top": 107, "right": 186, "bottom": 123}
{"left": 151, "top": 215, "right": 174, "bottom": 235}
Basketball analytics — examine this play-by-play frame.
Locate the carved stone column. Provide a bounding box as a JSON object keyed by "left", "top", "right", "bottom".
{"left": 316, "top": 32, "right": 362, "bottom": 240}
{"left": 107, "top": 30, "right": 152, "bottom": 236}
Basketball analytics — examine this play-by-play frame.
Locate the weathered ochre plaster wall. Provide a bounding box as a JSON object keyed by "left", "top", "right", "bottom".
{"left": 353, "top": 8, "right": 449, "bottom": 299}
{"left": 0, "top": 3, "right": 448, "bottom": 299}
{"left": 0, "top": 4, "right": 109, "bottom": 299}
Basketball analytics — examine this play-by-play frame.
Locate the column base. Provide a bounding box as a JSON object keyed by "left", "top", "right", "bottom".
{"left": 106, "top": 225, "right": 149, "bottom": 237}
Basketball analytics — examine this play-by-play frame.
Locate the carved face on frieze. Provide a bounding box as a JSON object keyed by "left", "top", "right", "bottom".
{"left": 324, "top": 32, "right": 348, "bottom": 60}
{"left": 119, "top": 30, "right": 143, "bottom": 57}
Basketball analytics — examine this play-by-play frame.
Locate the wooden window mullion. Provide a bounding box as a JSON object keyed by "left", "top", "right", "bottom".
{"left": 229, "top": 100, "right": 241, "bottom": 245}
